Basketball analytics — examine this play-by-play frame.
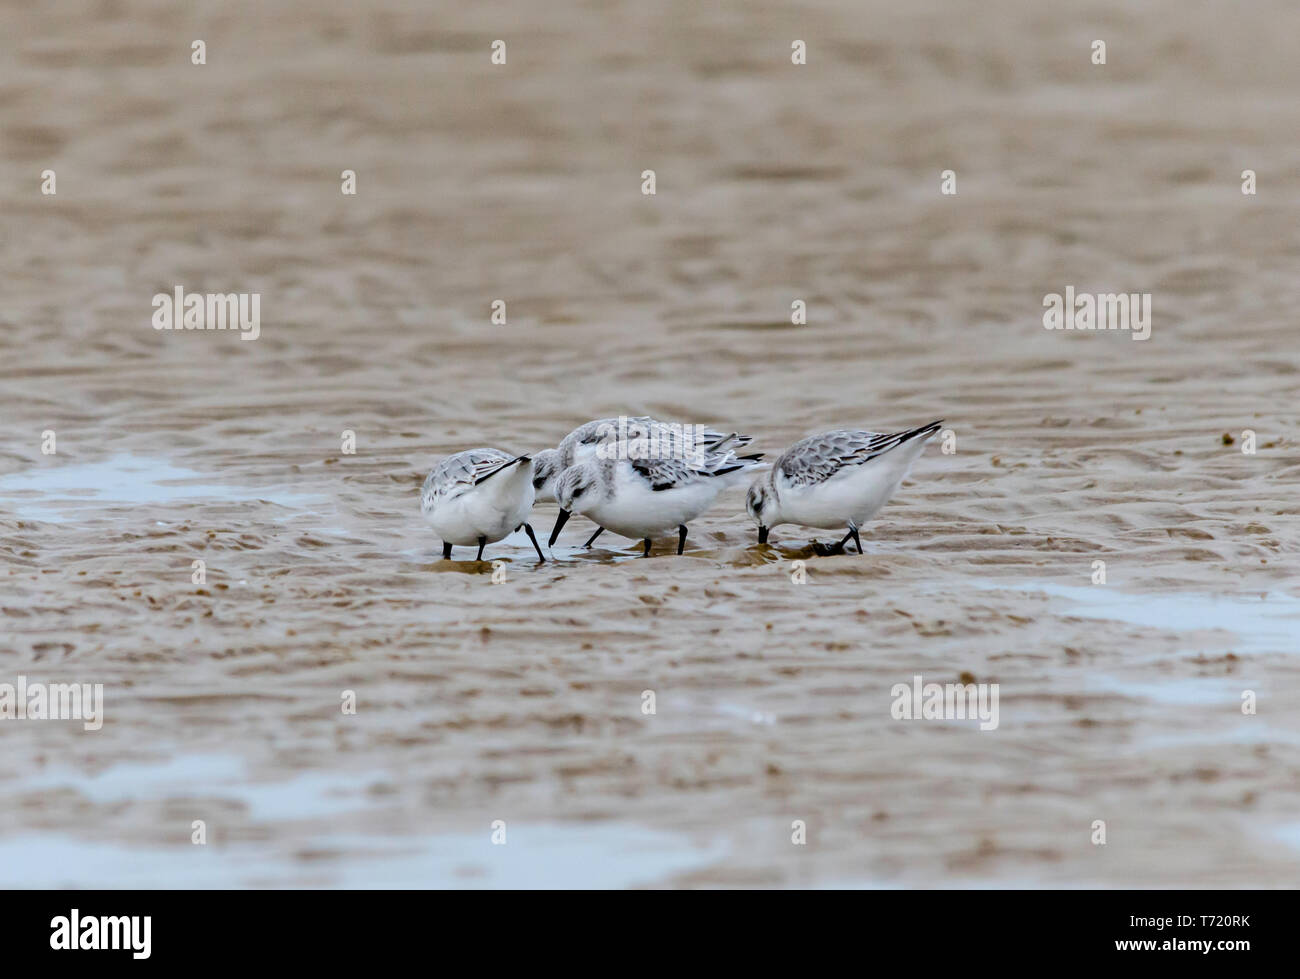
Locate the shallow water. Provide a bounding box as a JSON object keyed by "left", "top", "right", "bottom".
{"left": 15, "top": 754, "right": 382, "bottom": 821}
{"left": 0, "top": 824, "right": 729, "bottom": 889}
{"left": 986, "top": 582, "right": 1300, "bottom": 654}
{"left": 3, "top": 0, "right": 1300, "bottom": 887}
{"left": 977, "top": 585, "right": 1300, "bottom": 652}
{"left": 0, "top": 455, "right": 320, "bottom": 523}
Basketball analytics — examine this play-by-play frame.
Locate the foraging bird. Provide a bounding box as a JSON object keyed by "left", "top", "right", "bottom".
{"left": 421, "top": 449, "right": 545, "bottom": 562}
{"left": 745, "top": 421, "right": 942, "bottom": 554}
{"left": 533, "top": 416, "right": 754, "bottom": 548}
{"left": 549, "top": 448, "right": 764, "bottom": 557}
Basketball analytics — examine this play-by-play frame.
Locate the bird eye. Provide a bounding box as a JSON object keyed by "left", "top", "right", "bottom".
{"left": 573, "top": 486, "right": 586, "bottom": 498}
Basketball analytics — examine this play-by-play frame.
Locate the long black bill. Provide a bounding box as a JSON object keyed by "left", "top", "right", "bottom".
{"left": 548, "top": 508, "right": 571, "bottom": 547}
{"left": 758, "top": 525, "right": 769, "bottom": 545}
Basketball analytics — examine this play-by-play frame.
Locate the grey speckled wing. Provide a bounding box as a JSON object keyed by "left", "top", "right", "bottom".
{"left": 422, "top": 448, "right": 517, "bottom": 508}
{"left": 629, "top": 456, "right": 706, "bottom": 491}
{"left": 566, "top": 416, "right": 654, "bottom": 449}
{"left": 776, "top": 424, "right": 939, "bottom": 488}
{"left": 628, "top": 450, "right": 753, "bottom": 491}
{"left": 560, "top": 416, "right": 753, "bottom": 463}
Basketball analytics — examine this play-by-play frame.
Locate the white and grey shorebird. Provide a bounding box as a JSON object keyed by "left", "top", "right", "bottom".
{"left": 746, "top": 420, "right": 942, "bottom": 554}
{"left": 420, "top": 448, "right": 545, "bottom": 562}
{"left": 548, "top": 447, "right": 765, "bottom": 557}
{"left": 533, "top": 415, "right": 754, "bottom": 548}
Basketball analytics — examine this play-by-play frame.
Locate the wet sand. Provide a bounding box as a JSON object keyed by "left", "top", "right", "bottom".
{"left": 2, "top": 0, "right": 1299, "bottom": 887}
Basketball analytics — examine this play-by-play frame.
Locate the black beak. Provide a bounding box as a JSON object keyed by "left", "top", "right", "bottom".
{"left": 758, "top": 525, "right": 769, "bottom": 544}
{"left": 548, "top": 508, "right": 571, "bottom": 547}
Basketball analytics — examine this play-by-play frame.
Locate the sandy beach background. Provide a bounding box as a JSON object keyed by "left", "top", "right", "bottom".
{"left": 2, "top": 0, "right": 1299, "bottom": 886}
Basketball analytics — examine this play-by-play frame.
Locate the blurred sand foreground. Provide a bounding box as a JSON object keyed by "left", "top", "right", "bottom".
{"left": 1, "top": 1, "right": 1299, "bottom": 886}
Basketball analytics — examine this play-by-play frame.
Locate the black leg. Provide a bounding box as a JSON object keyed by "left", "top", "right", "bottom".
{"left": 642, "top": 537, "right": 652, "bottom": 558}
{"left": 848, "top": 525, "right": 862, "bottom": 554}
{"left": 677, "top": 524, "right": 687, "bottom": 555}
{"left": 475, "top": 536, "right": 486, "bottom": 562}
{"left": 522, "top": 523, "right": 546, "bottom": 562}
{"left": 582, "top": 527, "right": 604, "bottom": 548}
{"left": 442, "top": 542, "right": 452, "bottom": 560}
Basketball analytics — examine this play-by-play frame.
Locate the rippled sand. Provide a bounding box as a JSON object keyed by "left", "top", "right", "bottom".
{"left": 2, "top": 0, "right": 1299, "bottom": 887}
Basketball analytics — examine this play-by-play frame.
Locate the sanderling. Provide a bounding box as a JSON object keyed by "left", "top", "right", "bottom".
{"left": 421, "top": 449, "right": 545, "bottom": 562}
{"left": 745, "top": 420, "right": 942, "bottom": 554}
{"left": 548, "top": 447, "right": 764, "bottom": 557}
{"left": 533, "top": 416, "right": 753, "bottom": 548}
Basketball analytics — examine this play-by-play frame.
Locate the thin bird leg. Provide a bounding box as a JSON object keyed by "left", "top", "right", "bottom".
{"left": 583, "top": 527, "right": 604, "bottom": 548}
{"left": 677, "top": 524, "right": 687, "bottom": 555}
{"left": 642, "top": 538, "right": 652, "bottom": 558}
{"left": 475, "top": 536, "right": 486, "bottom": 562}
{"left": 522, "top": 523, "right": 546, "bottom": 562}
{"left": 442, "top": 542, "right": 452, "bottom": 560}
